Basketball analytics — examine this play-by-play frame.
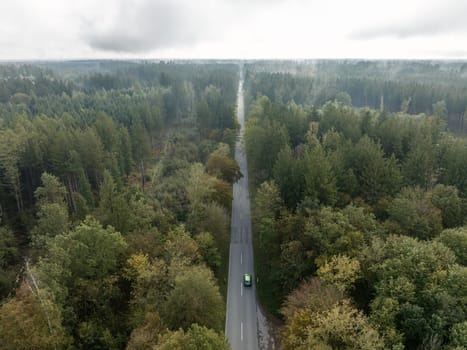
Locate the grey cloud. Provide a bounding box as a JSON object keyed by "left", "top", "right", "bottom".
{"left": 351, "top": 1, "right": 467, "bottom": 39}
{"left": 83, "top": 0, "right": 213, "bottom": 53}
{"left": 81, "top": 0, "right": 294, "bottom": 53}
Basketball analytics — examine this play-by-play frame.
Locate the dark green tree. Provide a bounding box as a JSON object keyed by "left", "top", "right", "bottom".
{"left": 430, "top": 184, "right": 464, "bottom": 228}
{"left": 302, "top": 144, "right": 337, "bottom": 207}
{"left": 273, "top": 146, "right": 305, "bottom": 209}
{"left": 162, "top": 265, "right": 224, "bottom": 331}
{"left": 387, "top": 187, "right": 443, "bottom": 240}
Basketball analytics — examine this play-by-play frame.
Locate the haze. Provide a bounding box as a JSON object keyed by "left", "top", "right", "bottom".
{"left": 1, "top": 0, "right": 467, "bottom": 59}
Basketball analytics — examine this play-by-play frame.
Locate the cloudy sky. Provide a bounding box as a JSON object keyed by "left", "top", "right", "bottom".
{"left": 1, "top": 0, "right": 467, "bottom": 60}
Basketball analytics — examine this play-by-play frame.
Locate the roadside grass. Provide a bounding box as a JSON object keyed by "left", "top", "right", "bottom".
{"left": 217, "top": 232, "right": 230, "bottom": 300}
{"left": 217, "top": 234, "right": 229, "bottom": 327}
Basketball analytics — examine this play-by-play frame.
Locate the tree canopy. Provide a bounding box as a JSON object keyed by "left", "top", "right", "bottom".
{"left": 244, "top": 61, "right": 467, "bottom": 349}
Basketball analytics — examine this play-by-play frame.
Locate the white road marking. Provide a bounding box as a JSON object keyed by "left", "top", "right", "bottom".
{"left": 241, "top": 322, "right": 243, "bottom": 341}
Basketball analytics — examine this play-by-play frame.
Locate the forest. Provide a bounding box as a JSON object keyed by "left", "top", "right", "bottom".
{"left": 245, "top": 60, "right": 467, "bottom": 134}
{"left": 0, "top": 61, "right": 239, "bottom": 349}
{"left": 0, "top": 59, "right": 466, "bottom": 350}
{"left": 243, "top": 61, "right": 467, "bottom": 349}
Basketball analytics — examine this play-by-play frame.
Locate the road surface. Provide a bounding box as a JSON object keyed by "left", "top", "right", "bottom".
{"left": 225, "top": 71, "right": 260, "bottom": 350}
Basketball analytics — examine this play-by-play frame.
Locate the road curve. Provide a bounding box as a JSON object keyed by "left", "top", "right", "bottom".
{"left": 225, "top": 70, "right": 259, "bottom": 350}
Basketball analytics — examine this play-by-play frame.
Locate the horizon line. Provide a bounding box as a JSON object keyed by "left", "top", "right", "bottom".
{"left": 1, "top": 57, "right": 467, "bottom": 63}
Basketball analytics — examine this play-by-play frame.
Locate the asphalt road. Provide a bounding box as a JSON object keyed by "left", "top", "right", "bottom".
{"left": 225, "top": 75, "right": 259, "bottom": 350}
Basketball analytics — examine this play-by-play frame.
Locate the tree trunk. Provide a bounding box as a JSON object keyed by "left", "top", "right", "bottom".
{"left": 140, "top": 160, "right": 145, "bottom": 192}
{"left": 14, "top": 171, "right": 23, "bottom": 213}
{"left": 66, "top": 177, "right": 76, "bottom": 212}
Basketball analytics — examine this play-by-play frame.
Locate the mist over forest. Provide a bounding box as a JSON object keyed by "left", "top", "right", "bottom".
{"left": 0, "top": 59, "right": 465, "bottom": 349}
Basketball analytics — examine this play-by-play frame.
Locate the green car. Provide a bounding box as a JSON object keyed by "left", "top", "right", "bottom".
{"left": 243, "top": 273, "right": 252, "bottom": 287}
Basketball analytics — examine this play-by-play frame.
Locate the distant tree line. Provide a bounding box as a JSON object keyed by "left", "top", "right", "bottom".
{"left": 245, "top": 60, "right": 467, "bottom": 134}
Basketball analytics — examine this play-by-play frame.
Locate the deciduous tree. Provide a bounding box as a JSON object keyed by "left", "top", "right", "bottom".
{"left": 162, "top": 265, "right": 224, "bottom": 331}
